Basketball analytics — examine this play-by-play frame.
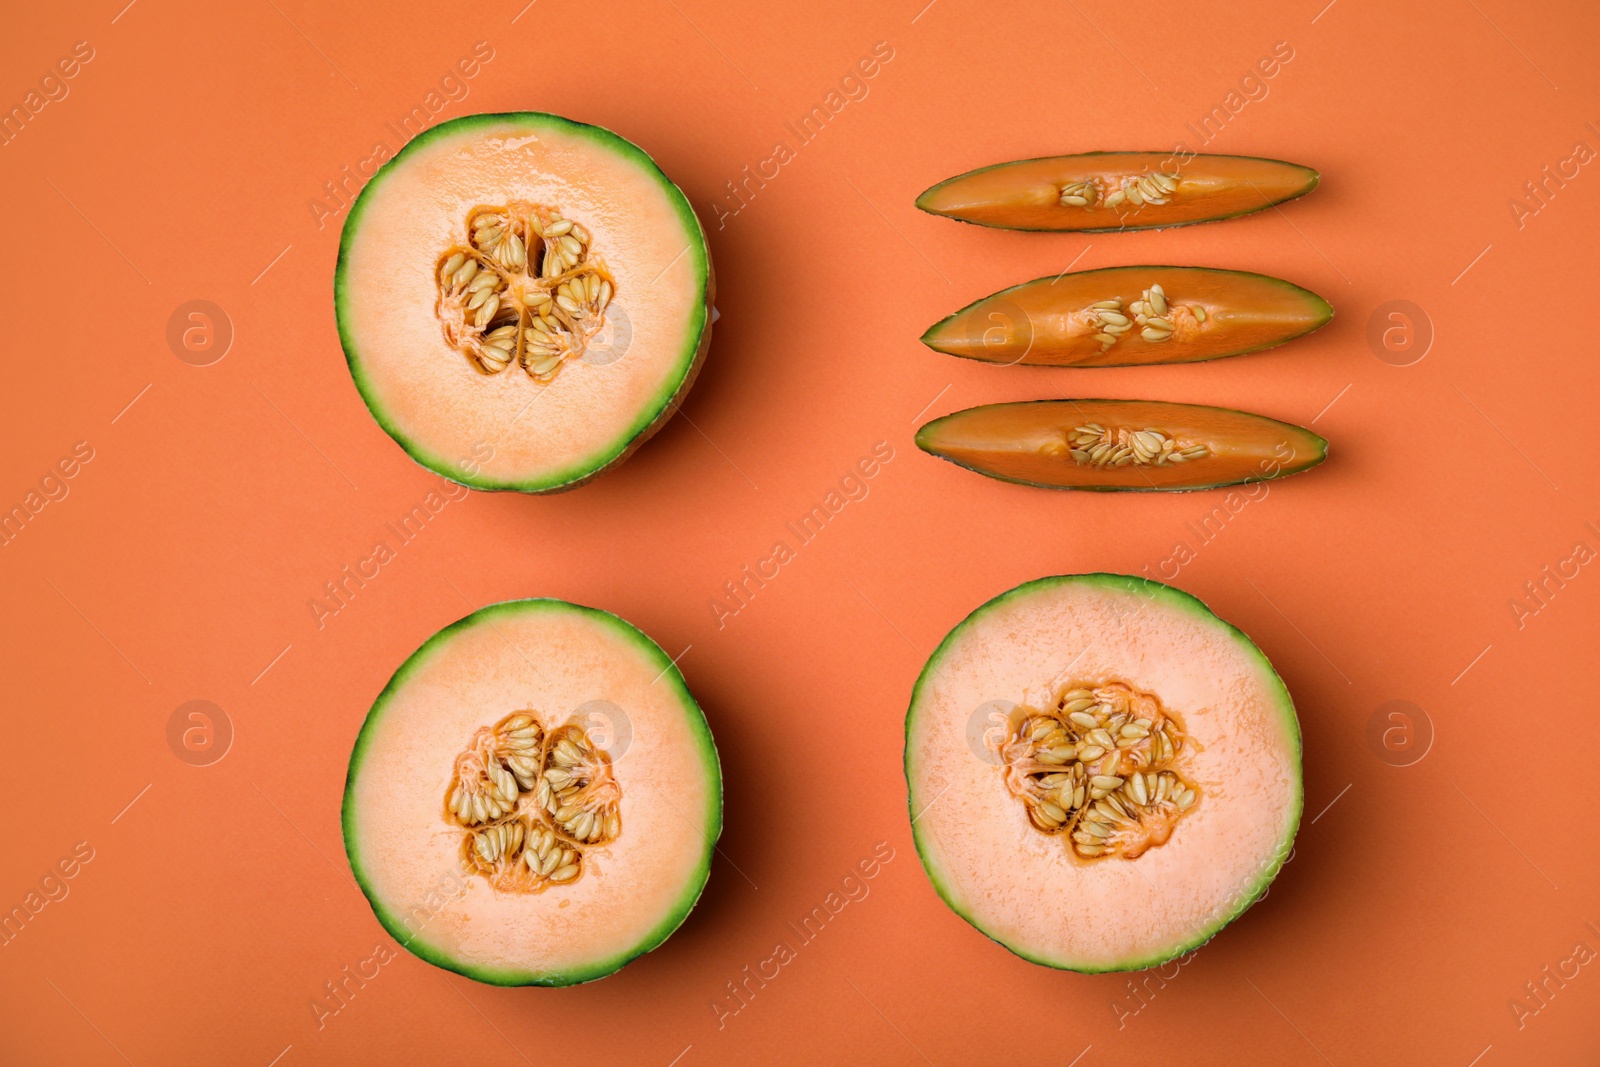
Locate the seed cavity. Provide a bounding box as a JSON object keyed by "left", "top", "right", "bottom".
{"left": 445, "top": 710, "right": 621, "bottom": 894}
{"left": 434, "top": 203, "right": 616, "bottom": 383}
{"left": 1080, "top": 281, "right": 1209, "bottom": 355}
{"left": 1128, "top": 283, "right": 1181, "bottom": 343}
{"left": 989, "top": 681, "right": 1201, "bottom": 862}
{"left": 1057, "top": 170, "right": 1179, "bottom": 213}
{"left": 1063, "top": 422, "right": 1210, "bottom": 469}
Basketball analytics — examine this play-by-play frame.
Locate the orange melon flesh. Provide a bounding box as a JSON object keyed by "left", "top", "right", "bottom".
{"left": 922, "top": 267, "right": 1333, "bottom": 367}
{"left": 342, "top": 600, "right": 721, "bottom": 985}
{"left": 905, "top": 575, "right": 1302, "bottom": 971}
{"left": 336, "top": 113, "right": 713, "bottom": 492}
{"left": 916, "top": 399, "right": 1327, "bottom": 491}
{"left": 916, "top": 153, "right": 1318, "bottom": 232}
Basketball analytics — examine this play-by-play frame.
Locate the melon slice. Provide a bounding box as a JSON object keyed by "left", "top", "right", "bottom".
{"left": 905, "top": 574, "right": 1302, "bottom": 971}
{"left": 916, "top": 399, "right": 1327, "bottom": 492}
{"left": 336, "top": 112, "right": 714, "bottom": 492}
{"left": 921, "top": 267, "right": 1333, "bottom": 367}
{"left": 916, "top": 152, "right": 1318, "bottom": 232}
{"left": 342, "top": 599, "right": 721, "bottom": 985}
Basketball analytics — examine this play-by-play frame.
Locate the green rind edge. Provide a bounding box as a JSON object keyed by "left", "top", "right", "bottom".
{"left": 914, "top": 151, "right": 1319, "bottom": 233}
{"left": 334, "top": 111, "right": 712, "bottom": 493}
{"left": 920, "top": 265, "right": 1334, "bottom": 366}
{"left": 914, "top": 398, "right": 1328, "bottom": 493}
{"left": 903, "top": 573, "right": 1304, "bottom": 973}
{"left": 341, "top": 598, "right": 723, "bottom": 986}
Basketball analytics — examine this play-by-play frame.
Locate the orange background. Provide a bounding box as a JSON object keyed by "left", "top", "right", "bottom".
{"left": 2, "top": 0, "right": 1598, "bottom": 1063}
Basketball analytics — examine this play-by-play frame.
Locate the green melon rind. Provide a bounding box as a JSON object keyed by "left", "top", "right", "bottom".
{"left": 334, "top": 111, "right": 713, "bottom": 493}
{"left": 903, "top": 573, "right": 1303, "bottom": 973}
{"left": 920, "top": 266, "right": 1334, "bottom": 366}
{"left": 341, "top": 598, "right": 722, "bottom": 986}
{"left": 915, "top": 399, "right": 1328, "bottom": 493}
{"left": 914, "top": 151, "right": 1319, "bottom": 234}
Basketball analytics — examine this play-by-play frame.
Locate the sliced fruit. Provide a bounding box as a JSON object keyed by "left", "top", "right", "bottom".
{"left": 336, "top": 112, "right": 714, "bottom": 492}
{"left": 916, "top": 152, "right": 1318, "bottom": 232}
{"left": 342, "top": 599, "right": 721, "bottom": 985}
{"left": 915, "top": 399, "right": 1326, "bottom": 492}
{"left": 905, "top": 573, "right": 1302, "bottom": 972}
{"left": 921, "top": 266, "right": 1332, "bottom": 367}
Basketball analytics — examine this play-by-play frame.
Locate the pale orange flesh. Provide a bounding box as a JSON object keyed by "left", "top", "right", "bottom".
{"left": 346, "top": 609, "right": 716, "bottom": 979}
{"left": 906, "top": 577, "right": 1301, "bottom": 970}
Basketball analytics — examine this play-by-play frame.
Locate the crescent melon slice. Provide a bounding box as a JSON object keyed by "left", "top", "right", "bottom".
{"left": 336, "top": 112, "right": 713, "bottom": 492}
{"left": 915, "top": 399, "right": 1327, "bottom": 492}
{"left": 905, "top": 574, "right": 1302, "bottom": 971}
{"left": 342, "top": 599, "right": 721, "bottom": 985}
{"left": 921, "top": 266, "right": 1333, "bottom": 367}
{"left": 915, "top": 152, "right": 1318, "bottom": 232}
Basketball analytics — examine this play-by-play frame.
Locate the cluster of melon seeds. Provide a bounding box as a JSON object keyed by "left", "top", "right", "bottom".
{"left": 538, "top": 724, "right": 623, "bottom": 844}
{"left": 1082, "top": 283, "right": 1209, "bottom": 353}
{"left": 434, "top": 203, "right": 615, "bottom": 381}
{"left": 1062, "top": 423, "right": 1210, "bottom": 469}
{"left": 992, "top": 682, "right": 1200, "bottom": 861}
{"left": 443, "top": 711, "right": 622, "bottom": 893}
{"left": 1057, "top": 181, "right": 1098, "bottom": 207}
{"left": 1057, "top": 171, "right": 1180, "bottom": 211}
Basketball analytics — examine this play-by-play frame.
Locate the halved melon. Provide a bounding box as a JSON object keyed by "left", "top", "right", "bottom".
{"left": 916, "top": 152, "right": 1318, "bottom": 232}
{"left": 922, "top": 267, "right": 1332, "bottom": 367}
{"left": 905, "top": 574, "right": 1302, "bottom": 971}
{"left": 336, "top": 112, "right": 713, "bottom": 492}
{"left": 916, "top": 399, "right": 1327, "bottom": 491}
{"left": 342, "top": 599, "right": 721, "bottom": 985}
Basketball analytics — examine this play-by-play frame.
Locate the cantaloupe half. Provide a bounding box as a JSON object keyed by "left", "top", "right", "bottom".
{"left": 905, "top": 575, "right": 1302, "bottom": 971}
{"left": 336, "top": 112, "right": 713, "bottom": 492}
{"left": 342, "top": 599, "right": 721, "bottom": 985}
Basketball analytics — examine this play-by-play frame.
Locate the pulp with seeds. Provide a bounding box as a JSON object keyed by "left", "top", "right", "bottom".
{"left": 446, "top": 712, "right": 622, "bottom": 892}
{"left": 995, "top": 681, "right": 1200, "bottom": 859}
{"left": 435, "top": 203, "right": 616, "bottom": 381}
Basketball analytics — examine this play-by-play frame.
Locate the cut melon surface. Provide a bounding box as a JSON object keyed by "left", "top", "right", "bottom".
{"left": 921, "top": 266, "right": 1332, "bottom": 367}
{"left": 916, "top": 399, "right": 1327, "bottom": 492}
{"left": 342, "top": 599, "right": 721, "bottom": 985}
{"left": 336, "top": 112, "right": 713, "bottom": 492}
{"left": 916, "top": 152, "right": 1318, "bottom": 232}
{"left": 904, "top": 575, "right": 1301, "bottom": 972}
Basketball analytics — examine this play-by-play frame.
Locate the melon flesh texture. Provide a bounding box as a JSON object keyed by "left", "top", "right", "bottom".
{"left": 343, "top": 600, "right": 721, "bottom": 985}
{"left": 905, "top": 575, "right": 1301, "bottom": 971}
{"left": 337, "top": 113, "right": 712, "bottom": 491}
